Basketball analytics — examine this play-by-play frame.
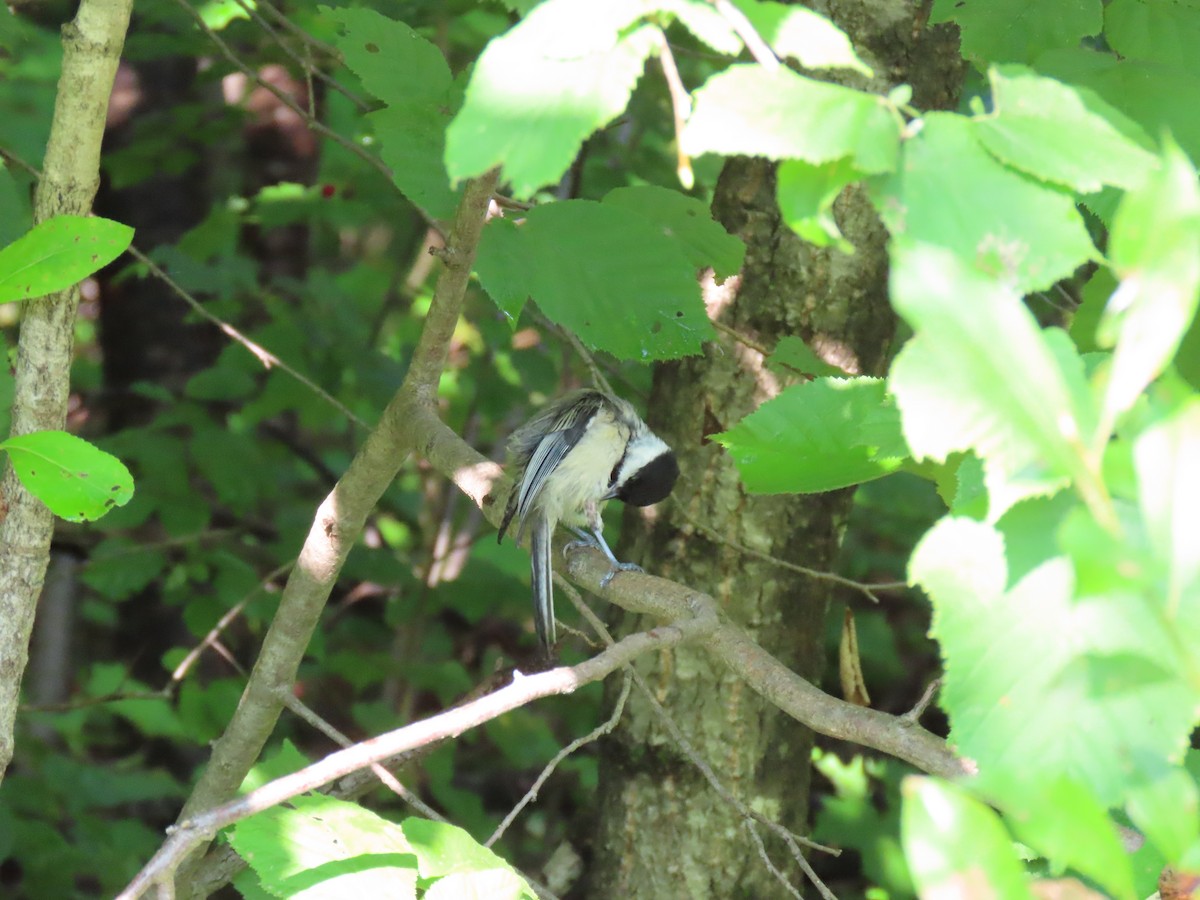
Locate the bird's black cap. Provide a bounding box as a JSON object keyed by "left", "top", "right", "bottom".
{"left": 616, "top": 451, "right": 680, "bottom": 507}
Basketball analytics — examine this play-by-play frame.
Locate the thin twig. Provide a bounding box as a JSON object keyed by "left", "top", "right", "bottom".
{"left": 229, "top": 0, "right": 369, "bottom": 110}
{"left": 745, "top": 822, "right": 808, "bottom": 900}
{"left": 487, "top": 671, "right": 633, "bottom": 847}
{"left": 656, "top": 31, "right": 694, "bottom": 190}
{"left": 711, "top": 0, "right": 780, "bottom": 69}
{"left": 276, "top": 690, "right": 443, "bottom": 820}
{"left": 0, "top": 147, "right": 364, "bottom": 431}
{"left": 901, "top": 677, "right": 941, "bottom": 725}
{"left": 125, "top": 246, "right": 366, "bottom": 428}
{"left": 254, "top": 0, "right": 342, "bottom": 61}
{"left": 676, "top": 504, "right": 906, "bottom": 603}
{"left": 170, "top": 562, "right": 292, "bottom": 685}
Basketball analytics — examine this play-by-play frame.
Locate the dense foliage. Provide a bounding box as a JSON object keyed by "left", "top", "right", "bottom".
{"left": 0, "top": 0, "right": 1197, "bottom": 897}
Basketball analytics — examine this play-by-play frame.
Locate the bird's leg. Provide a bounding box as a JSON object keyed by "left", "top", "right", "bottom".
{"left": 563, "top": 506, "right": 641, "bottom": 587}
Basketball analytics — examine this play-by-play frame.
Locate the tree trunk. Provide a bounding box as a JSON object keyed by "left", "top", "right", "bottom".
{"left": 585, "top": 3, "right": 964, "bottom": 894}
{"left": 0, "top": 0, "right": 133, "bottom": 786}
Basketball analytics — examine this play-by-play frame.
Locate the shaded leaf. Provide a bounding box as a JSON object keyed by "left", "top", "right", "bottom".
{"left": 327, "top": 7, "right": 461, "bottom": 219}
{"left": 929, "top": 0, "right": 1102, "bottom": 66}
{"left": 602, "top": 185, "right": 745, "bottom": 280}
{"left": 474, "top": 202, "right": 713, "bottom": 360}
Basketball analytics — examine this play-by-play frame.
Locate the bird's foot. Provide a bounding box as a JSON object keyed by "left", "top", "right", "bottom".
{"left": 600, "top": 561, "right": 642, "bottom": 588}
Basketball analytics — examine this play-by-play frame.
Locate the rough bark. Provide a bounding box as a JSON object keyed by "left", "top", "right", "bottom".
{"left": 585, "top": 3, "right": 965, "bottom": 896}
{"left": 0, "top": 0, "right": 133, "bottom": 786}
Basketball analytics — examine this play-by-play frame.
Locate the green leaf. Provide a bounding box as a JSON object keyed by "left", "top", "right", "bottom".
{"left": 1105, "top": 0, "right": 1200, "bottom": 78}
{"left": 912, "top": 515, "right": 1198, "bottom": 806}
{"left": 0, "top": 215, "right": 133, "bottom": 304}
{"left": 767, "top": 335, "right": 848, "bottom": 378}
{"left": 887, "top": 242, "right": 1090, "bottom": 520}
{"left": 659, "top": 0, "right": 741, "bottom": 54}
{"left": 990, "top": 775, "right": 1135, "bottom": 900}
{"left": 1134, "top": 398, "right": 1200, "bottom": 622}
{"left": 929, "top": 0, "right": 1102, "bottom": 66}
{"left": 424, "top": 869, "right": 534, "bottom": 900}
{"left": 444, "top": 0, "right": 660, "bottom": 197}
{"left": 777, "top": 157, "right": 862, "bottom": 253}
{"left": 1039, "top": 49, "right": 1200, "bottom": 166}
{"left": 229, "top": 794, "right": 418, "bottom": 898}
{"left": 1099, "top": 139, "right": 1200, "bottom": 427}
{"left": 681, "top": 64, "right": 899, "bottom": 174}
{"left": 1126, "top": 763, "right": 1200, "bottom": 863}
{"left": 901, "top": 776, "right": 1034, "bottom": 899}
{"left": 473, "top": 201, "right": 714, "bottom": 360}
{"left": 401, "top": 817, "right": 532, "bottom": 896}
{"left": 326, "top": 7, "right": 461, "bottom": 219}
{"left": 601, "top": 185, "right": 745, "bottom": 280}
{"left": 974, "top": 66, "right": 1156, "bottom": 192}
{"left": 0, "top": 430, "right": 134, "bottom": 522}
{"left": 715, "top": 377, "right": 910, "bottom": 493}
{"left": 729, "top": 0, "right": 871, "bottom": 75}
{"left": 871, "top": 113, "right": 1099, "bottom": 292}
{"left": 1069, "top": 266, "right": 1118, "bottom": 353}
{"left": 80, "top": 538, "right": 168, "bottom": 601}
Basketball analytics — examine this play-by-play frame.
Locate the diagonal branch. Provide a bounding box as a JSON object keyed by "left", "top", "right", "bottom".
{"left": 168, "top": 169, "right": 498, "bottom": 895}
{"left": 117, "top": 615, "right": 706, "bottom": 900}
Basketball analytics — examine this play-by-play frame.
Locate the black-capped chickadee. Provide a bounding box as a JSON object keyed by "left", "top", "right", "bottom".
{"left": 497, "top": 389, "right": 680, "bottom": 654}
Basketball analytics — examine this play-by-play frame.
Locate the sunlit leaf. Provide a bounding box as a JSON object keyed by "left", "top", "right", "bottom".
{"left": 974, "top": 66, "right": 1156, "bottom": 192}
{"left": 229, "top": 794, "right": 418, "bottom": 898}
{"left": 887, "top": 242, "right": 1090, "bottom": 519}
{"left": 902, "top": 776, "right": 1034, "bottom": 899}
{"left": 872, "top": 114, "right": 1099, "bottom": 292}
{"left": 0, "top": 430, "right": 134, "bottom": 522}
{"left": 777, "top": 157, "right": 862, "bottom": 252}
{"left": 730, "top": 0, "right": 871, "bottom": 74}
{"left": 716, "top": 377, "right": 909, "bottom": 493}
{"left": 445, "top": 0, "right": 660, "bottom": 197}
{"left": 1099, "top": 139, "right": 1200, "bottom": 428}
{"left": 682, "top": 64, "right": 899, "bottom": 174}
{"left": 0, "top": 215, "right": 133, "bottom": 304}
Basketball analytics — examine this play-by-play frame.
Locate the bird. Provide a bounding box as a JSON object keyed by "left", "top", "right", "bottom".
{"left": 497, "top": 389, "right": 680, "bottom": 654}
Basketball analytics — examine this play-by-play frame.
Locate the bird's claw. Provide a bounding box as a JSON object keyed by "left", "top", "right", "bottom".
{"left": 563, "top": 538, "right": 597, "bottom": 557}
{"left": 600, "top": 561, "right": 642, "bottom": 588}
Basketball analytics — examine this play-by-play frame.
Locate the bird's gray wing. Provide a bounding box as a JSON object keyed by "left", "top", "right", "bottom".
{"left": 509, "top": 392, "right": 605, "bottom": 540}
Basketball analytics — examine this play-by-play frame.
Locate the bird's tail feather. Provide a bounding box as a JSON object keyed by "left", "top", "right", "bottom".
{"left": 530, "top": 516, "right": 555, "bottom": 653}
